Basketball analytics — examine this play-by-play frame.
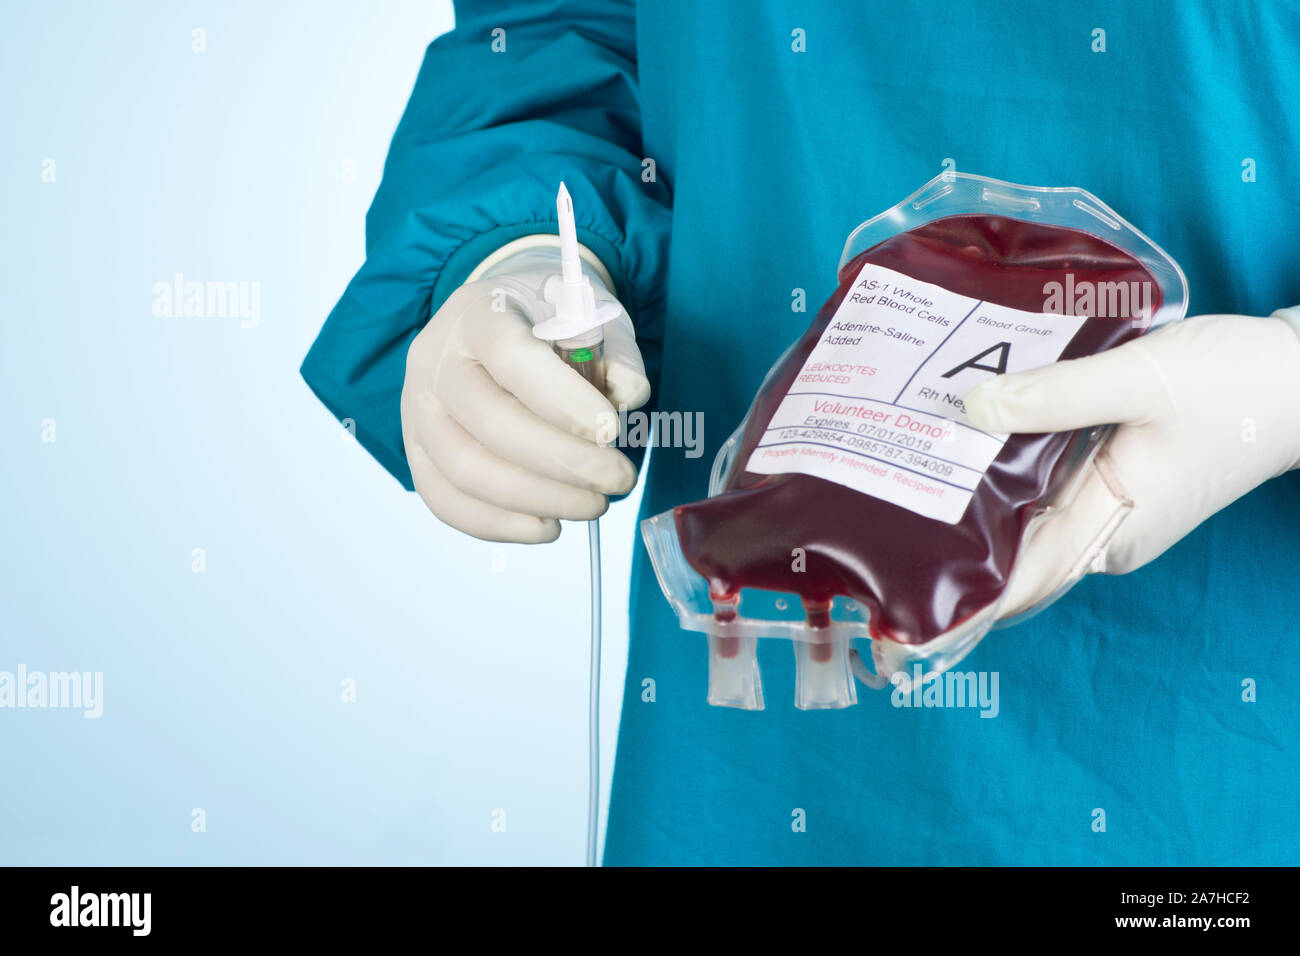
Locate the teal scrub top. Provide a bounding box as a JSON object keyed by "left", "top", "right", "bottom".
{"left": 302, "top": 0, "right": 1300, "bottom": 864}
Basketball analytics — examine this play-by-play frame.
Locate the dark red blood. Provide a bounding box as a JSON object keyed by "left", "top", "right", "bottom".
{"left": 675, "top": 215, "right": 1162, "bottom": 645}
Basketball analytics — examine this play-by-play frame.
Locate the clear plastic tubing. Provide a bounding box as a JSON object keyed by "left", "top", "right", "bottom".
{"left": 584, "top": 518, "right": 601, "bottom": 868}
{"left": 555, "top": 329, "right": 604, "bottom": 867}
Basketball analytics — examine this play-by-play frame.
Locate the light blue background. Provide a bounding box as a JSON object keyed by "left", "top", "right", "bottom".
{"left": 0, "top": 0, "right": 639, "bottom": 865}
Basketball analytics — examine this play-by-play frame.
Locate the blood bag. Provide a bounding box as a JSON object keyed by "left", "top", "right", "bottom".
{"left": 641, "top": 173, "right": 1188, "bottom": 710}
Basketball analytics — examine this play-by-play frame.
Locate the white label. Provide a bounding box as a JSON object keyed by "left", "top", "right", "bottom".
{"left": 745, "top": 263, "right": 1088, "bottom": 524}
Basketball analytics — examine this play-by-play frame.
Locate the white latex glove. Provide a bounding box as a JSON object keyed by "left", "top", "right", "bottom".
{"left": 964, "top": 308, "right": 1300, "bottom": 619}
{"left": 401, "top": 237, "right": 651, "bottom": 543}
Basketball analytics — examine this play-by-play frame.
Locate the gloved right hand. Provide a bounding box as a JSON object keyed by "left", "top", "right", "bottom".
{"left": 965, "top": 307, "right": 1300, "bottom": 617}
{"left": 401, "top": 242, "right": 651, "bottom": 543}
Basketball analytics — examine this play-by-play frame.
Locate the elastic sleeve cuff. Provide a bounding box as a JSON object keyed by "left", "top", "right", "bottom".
{"left": 434, "top": 221, "right": 633, "bottom": 321}
{"left": 464, "top": 233, "right": 618, "bottom": 294}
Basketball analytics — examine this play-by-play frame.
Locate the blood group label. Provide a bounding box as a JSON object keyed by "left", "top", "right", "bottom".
{"left": 745, "top": 262, "right": 1087, "bottom": 523}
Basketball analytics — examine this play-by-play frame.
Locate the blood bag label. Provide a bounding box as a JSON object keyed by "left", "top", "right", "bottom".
{"left": 745, "top": 263, "right": 1088, "bottom": 523}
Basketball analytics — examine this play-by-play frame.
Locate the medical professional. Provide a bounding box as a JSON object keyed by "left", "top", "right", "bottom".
{"left": 303, "top": 1, "right": 1300, "bottom": 865}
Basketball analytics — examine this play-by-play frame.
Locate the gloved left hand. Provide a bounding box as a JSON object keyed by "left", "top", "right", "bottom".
{"left": 400, "top": 240, "right": 650, "bottom": 543}
{"left": 964, "top": 308, "right": 1300, "bottom": 619}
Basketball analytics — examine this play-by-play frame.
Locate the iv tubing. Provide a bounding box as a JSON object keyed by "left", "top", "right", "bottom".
{"left": 585, "top": 518, "right": 601, "bottom": 867}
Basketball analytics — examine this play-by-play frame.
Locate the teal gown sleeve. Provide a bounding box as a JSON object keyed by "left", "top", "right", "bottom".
{"left": 300, "top": 0, "right": 671, "bottom": 489}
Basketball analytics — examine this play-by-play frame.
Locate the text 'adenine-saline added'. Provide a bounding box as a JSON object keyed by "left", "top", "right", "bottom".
{"left": 745, "top": 263, "right": 1087, "bottom": 523}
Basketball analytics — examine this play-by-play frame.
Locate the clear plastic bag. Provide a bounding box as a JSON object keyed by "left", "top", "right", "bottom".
{"left": 641, "top": 173, "right": 1188, "bottom": 710}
